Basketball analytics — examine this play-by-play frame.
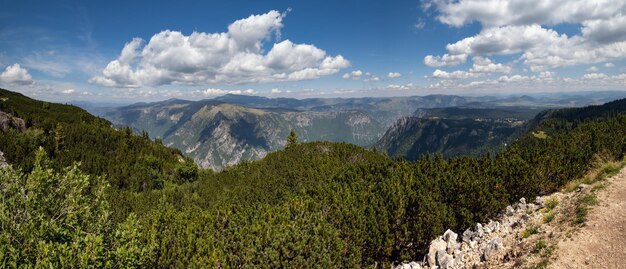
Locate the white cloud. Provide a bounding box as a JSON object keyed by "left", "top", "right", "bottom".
{"left": 581, "top": 14, "right": 626, "bottom": 44}
{"left": 342, "top": 70, "right": 363, "bottom": 80}
{"left": 586, "top": 66, "right": 599, "bottom": 72}
{"left": 469, "top": 56, "right": 512, "bottom": 73}
{"left": 427, "top": 71, "right": 626, "bottom": 92}
{"left": 386, "top": 83, "right": 415, "bottom": 91}
{"left": 201, "top": 88, "right": 257, "bottom": 96}
{"left": 414, "top": 20, "right": 426, "bottom": 29}
{"left": 91, "top": 10, "right": 350, "bottom": 88}
{"left": 364, "top": 75, "right": 380, "bottom": 82}
{"left": 605, "top": 62, "right": 615, "bottom": 68}
{"left": 0, "top": 64, "right": 34, "bottom": 85}
{"left": 424, "top": 54, "right": 467, "bottom": 67}
{"left": 270, "top": 88, "right": 282, "bottom": 94}
{"left": 583, "top": 73, "right": 609, "bottom": 80}
{"left": 342, "top": 70, "right": 380, "bottom": 82}
{"left": 387, "top": 72, "right": 402, "bottom": 78}
{"left": 432, "top": 24, "right": 626, "bottom": 71}
{"left": 426, "top": 1, "right": 626, "bottom": 73}
{"left": 434, "top": 0, "right": 626, "bottom": 28}
{"left": 62, "top": 89, "right": 76, "bottom": 94}
{"left": 432, "top": 69, "right": 480, "bottom": 79}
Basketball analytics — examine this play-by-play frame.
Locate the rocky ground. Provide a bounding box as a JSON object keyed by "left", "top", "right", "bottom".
{"left": 395, "top": 165, "right": 626, "bottom": 269}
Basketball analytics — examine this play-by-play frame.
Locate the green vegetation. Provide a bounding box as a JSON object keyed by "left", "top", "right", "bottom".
{"left": 0, "top": 89, "right": 193, "bottom": 191}
{"left": 532, "top": 131, "right": 547, "bottom": 139}
{"left": 286, "top": 129, "right": 298, "bottom": 148}
{"left": 376, "top": 116, "right": 522, "bottom": 161}
{"left": 522, "top": 224, "right": 540, "bottom": 238}
{"left": 546, "top": 198, "right": 559, "bottom": 210}
{"left": 4, "top": 89, "right": 626, "bottom": 266}
{"left": 533, "top": 240, "right": 548, "bottom": 253}
{"left": 574, "top": 194, "right": 599, "bottom": 225}
{"left": 543, "top": 212, "right": 556, "bottom": 223}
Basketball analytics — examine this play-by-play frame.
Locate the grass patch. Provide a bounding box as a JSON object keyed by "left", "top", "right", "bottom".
{"left": 522, "top": 224, "right": 540, "bottom": 238}
{"left": 543, "top": 211, "right": 556, "bottom": 223}
{"left": 595, "top": 161, "right": 622, "bottom": 181}
{"left": 532, "top": 131, "right": 548, "bottom": 139}
{"left": 536, "top": 258, "right": 549, "bottom": 269}
{"left": 592, "top": 183, "right": 607, "bottom": 192}
{"left": 580, "top": 193, "right": 598, "bottom": 206}
{"left": 533, "top": 240, "right": 548, "bottom": 253}
{"left": 574, "top": 193, "right": 598, "bottom": 225}
{"left": 546, "top": 198, "right": 558, "bottom": 210}
{"left": 563, "top": 155, "right": 626, "bottom": 192}
{"left": 535, "top": 244, "right": 555, "bottom": 268}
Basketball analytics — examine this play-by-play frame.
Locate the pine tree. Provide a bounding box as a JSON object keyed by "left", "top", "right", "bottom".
{"left": 286, "top": 129, "right": 298, "bottom": 148}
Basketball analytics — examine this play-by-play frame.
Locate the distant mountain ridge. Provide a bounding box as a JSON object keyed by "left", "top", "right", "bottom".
{"left": 105, "top": 99, "right": 385, "bottom": 170}
{"left": 101, "top": 91, "right": 626, "bottom": 170}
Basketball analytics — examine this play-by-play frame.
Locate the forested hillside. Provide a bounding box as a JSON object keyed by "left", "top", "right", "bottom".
{"left": 3, "top": 88, "right": 626, "bottom": 267}
{"left": 0, "top": 89, "right": 197, "bottom": 191}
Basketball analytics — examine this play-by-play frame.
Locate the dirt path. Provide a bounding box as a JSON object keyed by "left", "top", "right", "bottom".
{"left": 549, "top": 168, "right": 626, "bottom": 269}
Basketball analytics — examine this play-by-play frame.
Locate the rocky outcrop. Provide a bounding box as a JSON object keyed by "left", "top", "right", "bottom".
{"left": 0, "top": 110, "right": 26, "bottom": 132}
{"left": 396, "top": 195, "right": 554, "bottom": 269}
{"left": 0, "top": 151, "right": 7, "bottom": 168}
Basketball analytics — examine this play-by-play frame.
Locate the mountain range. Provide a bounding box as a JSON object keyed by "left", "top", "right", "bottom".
{"left": 96, "top": 91, "right": 626, "bottom": 170}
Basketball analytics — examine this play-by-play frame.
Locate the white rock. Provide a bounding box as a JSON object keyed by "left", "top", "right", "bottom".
{"left": 395, "top": 262, "right": 421, "bottom": 269}
{"left": 506, "top": 205, "right": 515, "bottom": 216}
{"left": 483, "top": 237, "right": 504, "bottom": 260}
{"left": 427, "top": 237, "right": 447, "bottom": 267}
{"left": 443, "top": 229, "right": 458, "bottom": 243}
{"left": 443, "top": 229, "right": 459, "bottom": 254}
{"left": 437, "top": 250, "right": 455, "bottom": 269}
{"left": 462, "top": 229, "right": 474, "bottom": 243}
{"left": 476, "top": 223, "right": 484, "bottom": 238}
{"left": 535, "top": 196, "right": 545, "bottom": 208}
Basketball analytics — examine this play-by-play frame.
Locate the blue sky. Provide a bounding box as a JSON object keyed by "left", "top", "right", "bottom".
{"left": 0, "top": 0, "right": 625, "bottom": 102}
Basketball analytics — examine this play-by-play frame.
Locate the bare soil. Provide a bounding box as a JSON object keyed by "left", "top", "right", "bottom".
{"left": 549, "top": 168, "right": 626, "bottom": 269}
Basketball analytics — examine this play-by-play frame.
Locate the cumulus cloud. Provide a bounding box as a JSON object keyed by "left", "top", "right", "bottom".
{"left": 342, "top": 70, "right": 380, "bottom": 82}
{"left": 605, "top": 62, "right": 615, "bottom": 68}
{"left": 432, "top": 69, "right": 480, "bottom": 79}
{"left": 90, "top": 10, "right": 350, "bottom": 88}
{"left": 0, "top": 64, "right": 34, "bottom": 85}
{"left": 386, "top": 83, "right": 415, "bottom": 91}
{"left": 270, "top": 88, "right": 282, "bottom": 94}
{"left": 433, "top": 0, "right": 626, "bottom": 28}
{"left": 583, "top": 73, "right": 609, "bottom": 80}
{"left": 470, "top": 57, "right": 511, "bottom": 73}
{"left": 363, "top": 72, "right": 380, "bottom": 82}
{"left": 342, "top": 70, "right": 363, "bottom": 80}
{"left": 424, "top": 54, "right": 467, "bottom": 67}
{"left": 425, "top": 1, "right": 626, "bottom": 73}
{"left": 586, "top": 66, "right": 599, "bottom": 72}
{"left": 201, "top": 88, "right": 257, "bottom": 96}
{"left": 387, "top": 72, "right": 402, "bottom": 78}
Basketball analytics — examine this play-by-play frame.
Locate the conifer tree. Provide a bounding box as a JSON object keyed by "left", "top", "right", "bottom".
{"left": 286, "top": 129, "right": 298, "bottom": 148}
